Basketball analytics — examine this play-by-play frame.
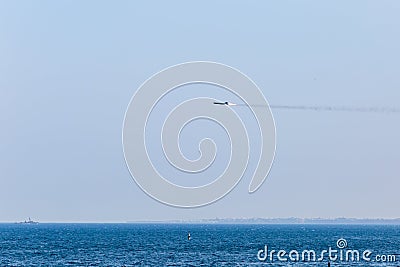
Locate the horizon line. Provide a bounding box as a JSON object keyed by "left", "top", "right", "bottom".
{"left": 3, "top": 217, "right": 400, "bottom": 224}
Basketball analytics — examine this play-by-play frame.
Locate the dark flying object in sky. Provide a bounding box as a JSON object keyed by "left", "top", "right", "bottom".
{"left": 213, "top": 101, "right": 237, "bottom": 106}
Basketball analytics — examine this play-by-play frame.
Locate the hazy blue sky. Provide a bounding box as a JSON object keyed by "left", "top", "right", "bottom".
{"left": 1, "top": 1, "right": 399, "bottom": 222}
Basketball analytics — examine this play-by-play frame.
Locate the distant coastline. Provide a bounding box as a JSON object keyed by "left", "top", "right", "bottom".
{"left": 127, "top": 217, "right": 400, "bottom": 225}
{"left": 1, "top": 217, "right": 399, "bottom": 224}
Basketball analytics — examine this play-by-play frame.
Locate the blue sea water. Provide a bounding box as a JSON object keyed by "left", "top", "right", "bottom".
{"left": 0, "top": 224, "right": 399, "bottom": 266}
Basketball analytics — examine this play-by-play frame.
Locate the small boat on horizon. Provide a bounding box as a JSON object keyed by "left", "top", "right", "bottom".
{"left": 18, "top": 217, "right": 39, "bottom": 224}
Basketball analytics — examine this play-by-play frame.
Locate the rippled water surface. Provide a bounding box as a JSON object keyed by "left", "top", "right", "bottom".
{"left": 0, "top": 224, "right": 399, "bottom": 266}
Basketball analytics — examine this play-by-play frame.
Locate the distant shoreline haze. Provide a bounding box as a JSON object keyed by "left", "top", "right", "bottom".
{"left": 3, "top": 218, "right": 400, "bottom": 224}
{"left": 126, "top": 218, "right": 400, "bottom": 225}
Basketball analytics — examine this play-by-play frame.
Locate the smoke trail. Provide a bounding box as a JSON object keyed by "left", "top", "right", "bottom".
{"left": 235, "top": 104, "right": 400, "bottom": 113}
{"left": 270, "top": 105, "right": 400, "bottom": 113}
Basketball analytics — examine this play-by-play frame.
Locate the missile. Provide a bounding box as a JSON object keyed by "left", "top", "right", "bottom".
{"left": 213, "top": 101, "right": 237, "bottom": 106}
